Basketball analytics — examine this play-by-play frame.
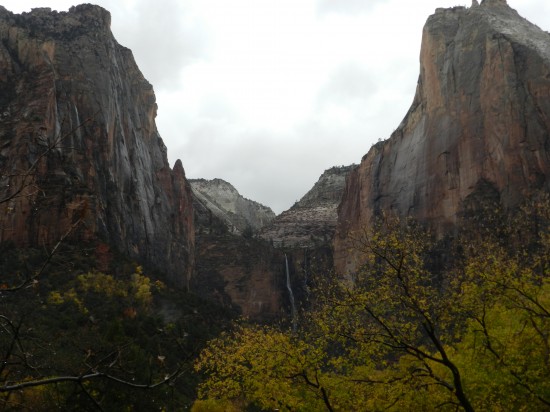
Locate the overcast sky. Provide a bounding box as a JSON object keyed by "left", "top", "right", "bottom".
{"left": 3, "top": 1, "right": 550, "bottom": 213}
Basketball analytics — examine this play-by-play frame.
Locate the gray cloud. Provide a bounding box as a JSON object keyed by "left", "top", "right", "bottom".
{"left": 317, "top": 0, "right": 386, "bottom": 15}
{"left": 178, "top": 128, "right": 327, "bottom": 213}
{"left": 108, "top": 0, "right": 209, "bottom": 91}
{"left": 169, "top": 58, "right": 420, "bottom": 213}
{"left": 518, "top": 2, "right": 550, "bottom": 32}
{"left": 317, "top": 63, "right": 378, "bottom": 104}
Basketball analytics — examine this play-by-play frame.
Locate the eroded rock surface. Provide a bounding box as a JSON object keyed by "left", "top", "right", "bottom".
{"left": 190, "top": 178, "right": 275, "bottom": 234}
{"left": 0, "top": 5, "right": 194, "bottom": 285}
{"left": 335, "top": 1, "right": 550, "bottom": 275}
{"left": 260, "top": 165, "right": 356, "bottom": 248}
{"left": 192, "top": 230, "right": 285, "bottom": 321}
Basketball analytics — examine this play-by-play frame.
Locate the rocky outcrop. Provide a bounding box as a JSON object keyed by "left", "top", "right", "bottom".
{"left": 0, "top": 5, "right": 194, "bottom": 285}
{"left": 335, "top": 1, "right": 550, "bottom": 275}
{"left": 190, "top": 178, "right": 275, "bottom": 234}
{"left": 260, "top": 165, "right": 356, "bottom": 248}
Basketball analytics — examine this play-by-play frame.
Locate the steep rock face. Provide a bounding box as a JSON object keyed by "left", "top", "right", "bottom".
{"left": 192, "top": 231, "right": 285, "bottom": 321}
{"left": 190, "top": 178, "right": 275, "bottom": 234}
{"left": 0, "top": 6, "right": 194, "bottom": 285}
{"left": 190, "top": 178, "right": 281, "bottom": 319}
{"left": 260, "top": 165, "right": 356, "bottom": 248}
{"left": 335, "top": 1, "right": 550, "bottom": 274}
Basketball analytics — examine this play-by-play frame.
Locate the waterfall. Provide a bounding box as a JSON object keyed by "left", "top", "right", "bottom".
{"left": 285, "top": 254, "right": 298, "bottom": 332}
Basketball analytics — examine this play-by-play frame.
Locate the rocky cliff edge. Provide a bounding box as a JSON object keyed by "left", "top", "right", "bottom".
{"left": 334, "top": 1, "right": 550, "bottom": 274}
{"left": 0, "top": 5, "right": 194, "bottom": 286}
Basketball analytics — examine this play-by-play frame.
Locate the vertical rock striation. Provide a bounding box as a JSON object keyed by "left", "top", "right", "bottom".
{"left": 0, "top": 6, "right": 194, "bottom": 285}
{"left": 335, "top": 1, "right": 550, "bottom": 275}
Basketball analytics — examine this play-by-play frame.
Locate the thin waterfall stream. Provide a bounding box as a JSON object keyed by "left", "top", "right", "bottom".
{"left": 285, "top": 254, "right": 298, "bottom": 332}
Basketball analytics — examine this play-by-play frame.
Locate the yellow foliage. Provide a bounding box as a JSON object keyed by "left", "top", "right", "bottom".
{"left": 129, "top": 266, "right": 165, "bottom": 309}
{"left": 131, "top": 273, "right": 153, "bottom": 308}
{"left": 77, "top": 272, "right": 127, "bottom": 298}
{"left": 191, "top": 398, "right": 242, "bottom": 412}
{"left": 47, "top": 291, "right": 64, "bottom": 305}
{"left": 195, "top": 324, "right": 335, "bottom": 411}
{"left": 196, "top": 210, "right": 550, "bottom": 411}
{"left": 75, "top": 268, "right": 162, "bottom": 311}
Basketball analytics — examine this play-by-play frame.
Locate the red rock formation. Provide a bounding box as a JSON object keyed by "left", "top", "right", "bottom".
{"left": 0, "top": 6, "right": 194, "bottom": 285}
{"left": 191, "top": 185, "right": 282, "bottom": 320}
{"left": 335, "top": 1, "right": 550, "bottom": 275}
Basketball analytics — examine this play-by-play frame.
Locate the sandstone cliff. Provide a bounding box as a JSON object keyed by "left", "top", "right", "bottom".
{"left": 192, "top": 213, "right": 327, "bottom": 322}
{"left": 335, "top": 0, "right": 550, "bottom": 274}
{"left": 260, "top": 165, "right": 356, "bottom": 248}
{"left": 0, "top": 6, "right": 194, "bottom": 285}
{"left": 190, "top": 178, "right": 275, "bottom": 234}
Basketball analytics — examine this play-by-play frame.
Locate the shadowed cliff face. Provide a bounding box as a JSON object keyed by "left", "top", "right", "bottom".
{"left": 191, "top": 181, "right": 280, "bottom": 320}
{"left": 0, "top": 5, "right": 194, "bottom": 285}
{"left": 335, "top": 1, "right": 550, "bottom": 275}
{"left": 192, "top": 232, "right": 285, "bottom": 322}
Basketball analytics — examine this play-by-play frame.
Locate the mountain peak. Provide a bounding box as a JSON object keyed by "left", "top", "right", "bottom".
{"left": 481, "top": 0, "right": 508, "bottom": 7}
{"left": 335, "top": 2, "right": 550, "bottom": 275}
{"left": 190, "top": 178, "right": 275, "bottom": 234}
{"left": 0, "top": 6, "right": 193, "bottom": 285}
{"left": 260, "top": 165, "right": 356, "bottom": 248}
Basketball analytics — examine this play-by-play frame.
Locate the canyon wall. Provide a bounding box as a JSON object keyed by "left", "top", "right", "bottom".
{"left": 192, "top": 166, "right": 354, "bottom": 320}
{"left": 0, "top": 5, "right": 194, "bottom": 285}
{"left": 191, "top": 187, "right": 283, "bottom": 321}
{"left": 335, "top": 0, "right": 550, "bottom": 274}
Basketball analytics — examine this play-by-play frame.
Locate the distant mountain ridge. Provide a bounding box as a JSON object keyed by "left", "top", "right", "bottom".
{"left": 190, "top": 178, "right": 275, "bottom": 234}
{"left": 260, "top": 165, "right": 356, "bottom": 248}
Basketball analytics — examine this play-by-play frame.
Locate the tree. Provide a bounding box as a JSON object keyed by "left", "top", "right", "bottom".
{"left": 0, "top": 255, "right": 185, "bottom": 409}
{"left": 303, "top": 217, "right": 475, "bottom": 411}
{"left": 0, "top": 120, "right": 176, "bottom": 408}
{"left": 449, "top": 230, "right": 550, "bottom": 408}
{"left": 195, "top": 323, "right": 344, "bottom": 411}
{"left": 195, "top": 202, "right": 550, "bottom": 411}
